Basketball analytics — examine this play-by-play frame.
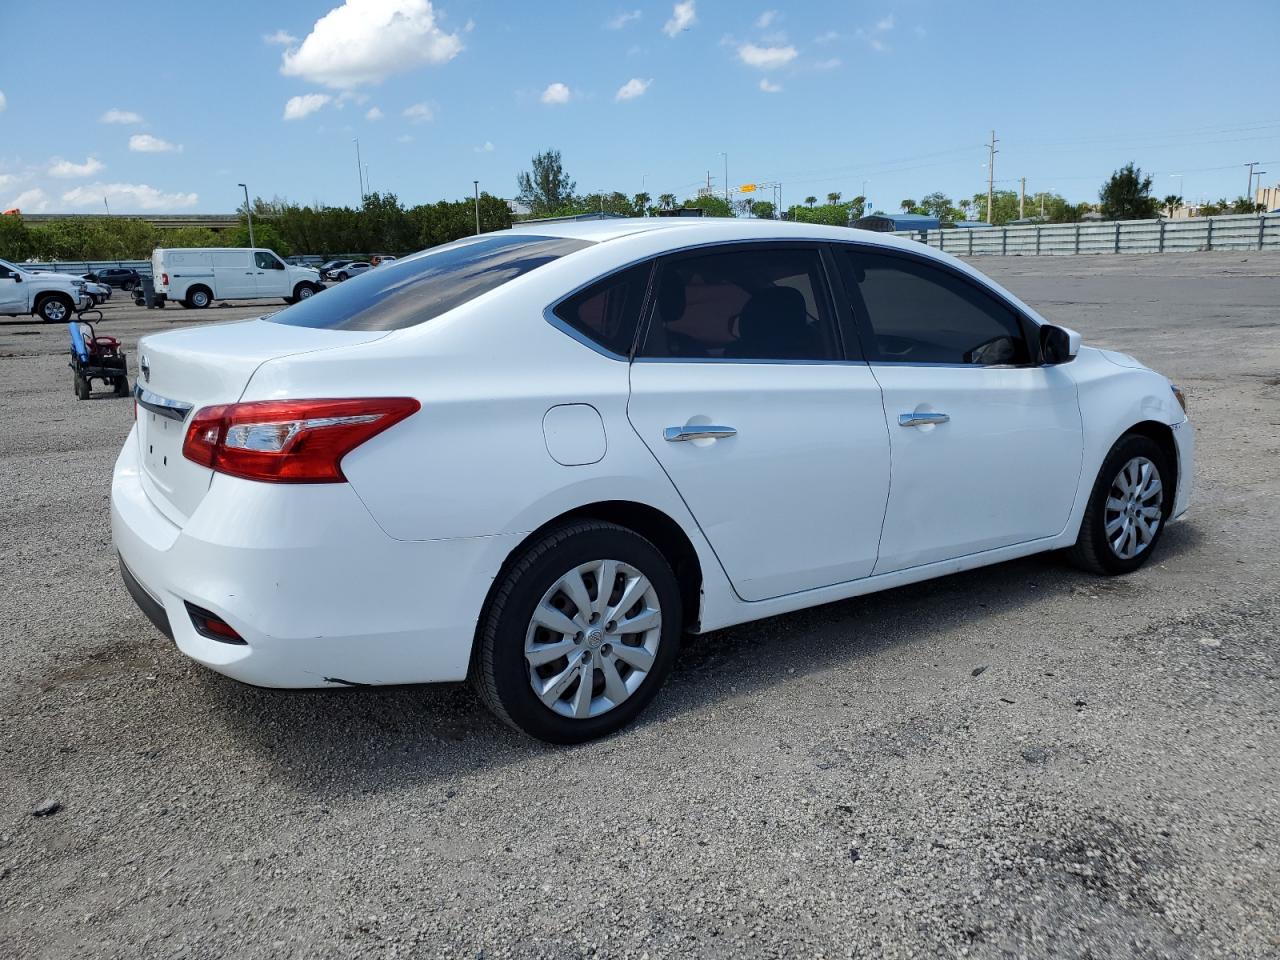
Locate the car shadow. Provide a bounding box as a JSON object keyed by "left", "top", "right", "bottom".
{"left": 203, "top": 520, "right": 1203, "bottom": 796}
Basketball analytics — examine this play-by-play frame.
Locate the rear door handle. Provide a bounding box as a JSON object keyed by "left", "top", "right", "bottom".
{"left": 898, "top": 412, "right": 950, "bottom": 427}
{"left": 664, "top": 425, "right": 737, "bottom": 442}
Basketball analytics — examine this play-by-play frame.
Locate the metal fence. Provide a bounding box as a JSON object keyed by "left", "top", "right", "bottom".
{"left": 892, "top": 212, "right": 1280, "bottom": 256}
{"left": 17, "top": 259, "right": 154, "bottom": 276}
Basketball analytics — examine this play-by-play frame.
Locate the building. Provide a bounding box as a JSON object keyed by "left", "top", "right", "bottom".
{"left": 1258, "top": 184, "right": 1280, "bottom": 213}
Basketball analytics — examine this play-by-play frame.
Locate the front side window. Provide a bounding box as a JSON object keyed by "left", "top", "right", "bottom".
{"left": 255, "top": 251, "right": 284, "bottom": 270}
{"left": 837, "top": 248, "right": 1030, "bottom": 365}
{"left": 269, "top": 234, "right": 592, "bottom": 331}
{"left": 638, "top": 245, "right": 840, "bottom": 361}
{"left": 552, "top": 262, "right": 652, "bottom": 356}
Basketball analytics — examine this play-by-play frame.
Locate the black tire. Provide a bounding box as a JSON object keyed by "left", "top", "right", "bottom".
{"left": 36, "top": 295, "right": 74, "bottom": 323}
{"left": 186, "top": 286, "right": 212, "bottom": 309}
{"left": 122, "top": 281, "right": 136, "bottom": 292}
{"left": 1069, "top": 433, "right": 1172, "bottom": 576}
{"left": 472, "top": 521, "right": 683, "bottom": 743}
{"left": 73, "top": 370, "right": 90, "bottom": 400}
{"left": 336, "top": 272, "right": 349, "bottom": 282}
{"left": 113, "top": 376, "right": 129, "bottom": 397}
{"left": 292, "top": 282, "right": 317, "bottom": 302}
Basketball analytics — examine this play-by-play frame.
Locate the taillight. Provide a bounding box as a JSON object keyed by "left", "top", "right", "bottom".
{"left": 182, "top": 397, "right": 419, "bottom": 483}
{"left": 161, "top": 272, "right": 168, "bottom": 285}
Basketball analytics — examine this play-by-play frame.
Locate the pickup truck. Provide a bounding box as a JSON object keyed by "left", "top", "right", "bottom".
{"left": 0, "top": 258, "right": 90, "bottom": 321}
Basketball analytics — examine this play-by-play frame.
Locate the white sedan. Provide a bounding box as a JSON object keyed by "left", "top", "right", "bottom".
{"left": 112, "top": 219, "right": 1192, "bottom": 742}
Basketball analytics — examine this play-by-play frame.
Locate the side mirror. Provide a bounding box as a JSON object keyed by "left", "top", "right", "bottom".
{"left": 12, "top": 273, "right": 22, "bottom": 283}
{"left": 1040, "top": 324, "right": 1080, "bottom": 364}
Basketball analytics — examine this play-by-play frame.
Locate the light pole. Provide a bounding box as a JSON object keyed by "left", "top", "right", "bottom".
{"left": 354, "top": 138, "right": 365, "bottom": 202}
{"left": 1170, "top": 173, "right": 1184, "bottom": 202}
{"left": 237, "top": 183, "right": 255, "bottom": 249}
{"left": 473, "top": 180, "right": 481, "bottom": 234}
{"left": 719, "top": 152, "right": 728, "bottom": 203}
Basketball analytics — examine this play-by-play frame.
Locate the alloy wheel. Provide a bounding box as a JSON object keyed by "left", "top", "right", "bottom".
{"left": 524, "top": 559, "right": 662, "bottom": 719}
{"left": 1104, "top": 456, "right": 1163, "bottom": 560}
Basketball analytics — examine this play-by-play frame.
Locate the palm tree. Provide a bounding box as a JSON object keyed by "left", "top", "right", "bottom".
{"left": 804, "top": 195, "right": 817, "bottom": 207}
{"left": 633, "top": 192, "right": 652, "bottom": 216}
{"left": 826, "top": 191, "right": 842, "bottom": 205}
{"left": 1161, "top": 194, "right": 1183, "bottom": 218}
{"left": 657, "top": 193, "right": 676, "bottom": 210}
{"left": 900, "top": 198, "right": 916, "bottom": 212}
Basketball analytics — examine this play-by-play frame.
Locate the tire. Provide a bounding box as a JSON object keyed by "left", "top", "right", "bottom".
{"left": 113, "top": 376, "right": 129, "bottom": 397}
{"left": 1068, "top": 433, "right": 1172, "bottom": 575}
{"left": 186, "top": 287, "right": 212, "bottom": 309}
{"left": 472, "top": 521, "right": 683, "bottom": 743}
{"left": 36, "top": 295, "right": 73, "bottom": 323}
{"left": 122, "top": 281, "right": 135, "bottom": 292}
{"left": 336, "top": 272, "right": 349, "bottom": 282}
{"left": 293, "top": 282, "right": 316, "bottom": 302}
{"left": 73, "top": 370, "right": 90, "bottom": 400}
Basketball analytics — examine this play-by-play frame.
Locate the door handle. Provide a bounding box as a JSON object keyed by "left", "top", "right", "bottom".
{"left": 664, "top": 425, "right": 737, "bottom": 442}
{"left": 898, "top": 412, "right": 950, "bottom": 427}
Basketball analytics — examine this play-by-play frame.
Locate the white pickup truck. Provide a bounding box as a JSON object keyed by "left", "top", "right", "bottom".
{"left": 0, "top": 258, "right": 90, "bottom": 321}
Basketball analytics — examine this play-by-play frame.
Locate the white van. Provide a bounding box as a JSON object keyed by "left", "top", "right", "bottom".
{"left": 152, "top": 248, "right": 323, "bottom": 309}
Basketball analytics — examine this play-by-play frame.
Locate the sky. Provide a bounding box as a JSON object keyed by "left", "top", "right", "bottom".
{"left": 2, "top": 0, "right": 1279, "bottom": 216}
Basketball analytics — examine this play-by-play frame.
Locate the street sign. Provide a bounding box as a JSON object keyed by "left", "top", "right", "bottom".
{"left": 739, "top": 183, "right": 757, "bottom": 193}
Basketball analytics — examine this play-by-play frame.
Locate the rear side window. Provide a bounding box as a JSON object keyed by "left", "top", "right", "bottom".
{"left": 269, "top": 234, "right": 593, "bottom": 331}
{"left": 637, "top": 245, "right": 840, "bottom": 361}
{"left": 837, "top": 248, "right": 1030, "bottom": 365}
{"left": 551, "top": 262, "right": 652, "bottom": 357}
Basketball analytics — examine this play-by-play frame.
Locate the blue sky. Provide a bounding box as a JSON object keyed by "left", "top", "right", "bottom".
{"left": 3, "top": 0, "right": 1279, "bottom": 215}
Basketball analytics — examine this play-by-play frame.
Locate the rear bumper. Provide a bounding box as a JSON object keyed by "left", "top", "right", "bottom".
{"left": 110, "top": 428, "right": 521, "bottom": 688}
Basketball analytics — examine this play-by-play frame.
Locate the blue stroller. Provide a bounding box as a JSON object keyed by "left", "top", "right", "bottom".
{"left": 68, "top": 320, "right": 129, "bottom": 400}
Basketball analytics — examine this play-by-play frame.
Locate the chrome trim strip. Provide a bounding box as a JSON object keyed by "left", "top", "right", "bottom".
{"left": 899, "top": 412, "right": 950, "bottom": 427}
{"left": 134, "top": 385, "right": 193, "bottom": 422}
{"left": 664, "top": 425, "right": 738, "bottom": 442}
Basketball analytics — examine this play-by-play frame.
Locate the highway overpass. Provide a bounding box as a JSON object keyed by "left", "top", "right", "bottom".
{"left": 17, "top": 213, "right": 240, "bottom": 230}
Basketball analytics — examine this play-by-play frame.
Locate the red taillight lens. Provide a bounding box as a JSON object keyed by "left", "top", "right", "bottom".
{"left": 161, "top": 272, "right": 169, "bottom": 285}
{"left": 182, "top": 397, "right": 419, "bottom": 483}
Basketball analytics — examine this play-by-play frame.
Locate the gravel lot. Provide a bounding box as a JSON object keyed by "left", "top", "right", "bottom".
{"left": 2, "top": 253, "right": 1278, "bottom": 959}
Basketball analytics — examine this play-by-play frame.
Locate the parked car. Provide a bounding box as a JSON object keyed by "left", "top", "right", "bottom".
{"left": 87, "top": 267, "right": 143, "bottom": 291}
{"left": 151, "top": 247, "right": 323, "bottom": 308}
{"left": 318, "top": 260, "right": 354, "bottom": 281}
{"left": 0, "top": 258, "right": 90, "bottom": 321}
{"left": 84, "top": 280, "right": 112, "bottom": 305}
{"left": 330, "top": 261, "right": 371, "bottom": 281}
{"left": 112, "top": 219, "right": 1193, "bottom": 743}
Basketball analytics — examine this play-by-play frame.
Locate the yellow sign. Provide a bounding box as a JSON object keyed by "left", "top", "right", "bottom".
{"left": 739, "top": 183, "right": 757, "bottom": 193}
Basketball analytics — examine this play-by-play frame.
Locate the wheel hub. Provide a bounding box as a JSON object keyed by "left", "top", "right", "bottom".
{"left": 1104, "top": 455, "right": 1163, "bottom": 560}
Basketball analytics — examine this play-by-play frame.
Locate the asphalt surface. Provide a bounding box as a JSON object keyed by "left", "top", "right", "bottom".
{"left": 2, "top": 253, "right": 1278, "bottom": 959}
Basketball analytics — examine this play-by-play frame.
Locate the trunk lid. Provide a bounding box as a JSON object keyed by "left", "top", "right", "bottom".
{"left": 134, "top": 319, "right": 389, "bottom": 525}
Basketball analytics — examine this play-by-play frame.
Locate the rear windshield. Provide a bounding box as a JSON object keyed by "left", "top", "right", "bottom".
{"left": 267, "top": 234, "right": 592, "bottom": 331}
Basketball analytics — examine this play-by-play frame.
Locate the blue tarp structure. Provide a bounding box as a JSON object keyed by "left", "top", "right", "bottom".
{"left": 853, "top": 212, "right": 940, "bottom": 232}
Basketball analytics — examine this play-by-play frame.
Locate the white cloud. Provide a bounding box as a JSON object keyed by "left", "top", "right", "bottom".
{"left": 540, "top": 82, "right": 571, "bottom": 105}
{"left": 281, "top": 0, "right": 462, "bottom": 89}
{"left": 282, "top": 94, "right": 332, "bottom": 120}
{"left": 61, "top": 182, "right": 199, "bottom": 211}
{"left": 100, "top": 108, "right": 142, "bottom": 124}
{"left": 48, "top": 156, "right": 105, "bottom": 178}
{"left": 396, "top": 134, "right": 414, "bottom": 143}
{"left": 5, "top": 188, "right": 47, "bottom": 213}
{"left": 814, "top": 30, "right": 839, "bottom": 44}
{"left": 814, "top": 57, "right": 841, "bottom": 70}
{"left": 0, "top": 173, "right": 17, "bottom": 189}
{"left": 615, "top": 77, "right": 652, "bottom": 101}
{"left": 607, "top": 9, "right": 641, "bottom": 29}
{"left": 856, "top": 14, "right": 894, "bottom": 52}
{"left": 403, "top": 102, "right": 434, "bottom": 123}
{"left": 365, "top": 106, "right": 384, "bottom": 120}
{"left": 474, "top": 141, "right": 494, "bottom": 153}
{"left": 663, "top": 1, "right": 696, "bottom": 37}
{"left": 756, "top": 10, "right": 778, "bottom": 29}
{"left": 263, "top": 29, "right": 298, "bottom": 45}
{"left": 759, "top": 78, "right": 782, "bottom": 93}
{"left": 737, "top": 42, "right": 797, "bottom": 69}
{"left": 0, "top": 90, "right": 6, "bottom": 112}
{"left": 876, "top": 14, "right": 895, "bottom": 32}
{"left": 129, "top": 133, "right": 183, "bottom": 152}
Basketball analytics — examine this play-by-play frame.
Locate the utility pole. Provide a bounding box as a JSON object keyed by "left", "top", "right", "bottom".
{"left": 473, "top": 180, "right": 481, "bottom": 234}
{"left": 354, "top": 138, "right": 365, "bottom": 203}
{"left": 1019, "top": 177, "right": 1026, "bottom": 219}
{"left": 1246, "top": 162, "right": 1258, "bottom": 203}
{"left": 103, "top": 197, "right": 111, "bottom": 216}
{"left": 986, "top": 130, "right": 999, "bottom": 224}
{"left": 720, "top": 152, "right": 729, "bottom": 203}
{"left": 238, "top": 183, "right": 255, "bottom": 249}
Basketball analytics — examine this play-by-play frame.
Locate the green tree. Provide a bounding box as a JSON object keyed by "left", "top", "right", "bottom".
{"left": 0, "top": 214, "right": 35, "bottom": 261}
{"left": 1099, "top": 162, "right": 1158, "bottom": 220}
{"left": 682, "top": 195, "right": 734, "bottom": 217}
{"left": 516, "top": 149, "right": 576, "bottom": 216}
{"left": 657, "top": 193, "right": 676, "bottom": 210}
{"left": 221, "top": 221, "right": 292, "bottom": 257}
{"left": 900, "top": 198, "right": 916, "bottom": 213}
{"left": 804, "top": 195, "right": 817, "bottom": 207}
{"left": 632, "top": 192, "right": 651, "bottom": 216}
{"left": 826, "top": 191, "right": 842, "bottom": 205}
{"left": 163, "top": 226, "right": 225, "bottom": 249}
{"left": 1161, "top": 194, "right": 1183, "bottom": 218}
{"left": 749, "top": 200, "right": 776, "bottom": 220}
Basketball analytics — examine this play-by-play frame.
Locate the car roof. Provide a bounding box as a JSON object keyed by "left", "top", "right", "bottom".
{"left": 504, "top": 216, "right": 926, "bottom": 253}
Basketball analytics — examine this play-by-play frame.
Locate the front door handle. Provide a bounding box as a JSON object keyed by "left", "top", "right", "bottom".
{"left": 664, "top": 425, "right": 737, "bottom": 442}
{"left": 898, "top": 412, "right": 950, "bottom": 427}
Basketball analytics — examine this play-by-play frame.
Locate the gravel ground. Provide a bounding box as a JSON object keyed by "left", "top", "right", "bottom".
{"left": 2, "top": 253, "right": 1278, "bottom": 959}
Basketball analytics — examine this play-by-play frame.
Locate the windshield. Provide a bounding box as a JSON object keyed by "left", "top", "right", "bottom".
{"left": 268, "top": 234, "right": 592, "bottom": 331}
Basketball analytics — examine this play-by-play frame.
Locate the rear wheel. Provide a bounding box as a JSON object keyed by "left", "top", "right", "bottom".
{"left": 186, "top": 287, "right": 212, "bottom": 309}
{"left": 73, "top": 370, "right": 90, "bottom": 400}
{"left": 113, "top": 376, "right": 129, "bottom": 397}
{"left": 1069, "top": 434, "right": 1171, "bottom": 575}
{"left": 472, "top": 521, "right": 682, "bottom": 743}
{"left": 122, "top": 281, "right": 136, "bottom": 292}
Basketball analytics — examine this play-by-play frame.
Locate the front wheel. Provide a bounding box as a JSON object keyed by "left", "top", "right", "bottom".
{"left": 37, "top": 295, "right": 73, "bottom": 323}
{"left": 1069, "top": 434, "right": 1172, "bottom": 575}
{"left": 472, "top": 521, "right": 682, "bottom": 743}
